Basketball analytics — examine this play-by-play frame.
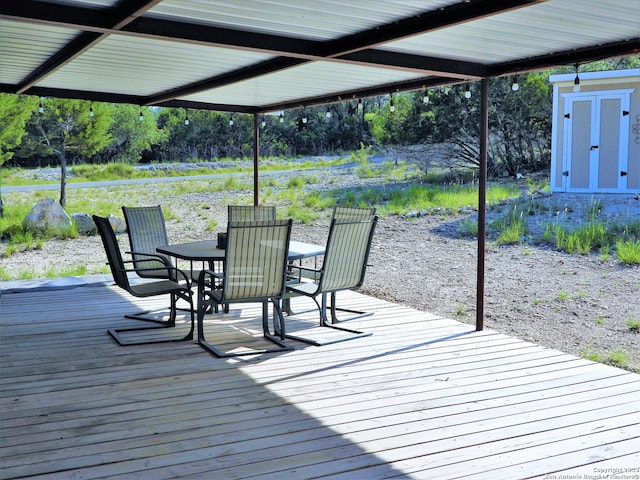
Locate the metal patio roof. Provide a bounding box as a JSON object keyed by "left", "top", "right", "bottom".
{"left": 1, "top": 0, "right": 638, "bottom": 113}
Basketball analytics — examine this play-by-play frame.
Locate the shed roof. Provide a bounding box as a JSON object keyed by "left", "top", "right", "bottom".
{"left": 1, "top": 0, "right": 639, "bottom": 113}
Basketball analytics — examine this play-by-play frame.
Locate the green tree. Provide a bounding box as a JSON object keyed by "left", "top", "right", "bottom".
{"left": 0, "top": 94, "right": 38, "bottom": 164}
{"left": 97, "top": 104, "right": 166, "bottom": 163}
{"left": 0, "top": 94, "right": 39, "bottom": 216}
{"left": 157, "top": 109, "right": 250, "bottom": 161}
{"left": 32, "top": 98, "right": 112, "bottom": 207}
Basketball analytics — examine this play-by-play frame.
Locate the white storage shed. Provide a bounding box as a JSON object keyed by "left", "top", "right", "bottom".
{"left": 549, "top": 68, "right": 640, "bottom": 193}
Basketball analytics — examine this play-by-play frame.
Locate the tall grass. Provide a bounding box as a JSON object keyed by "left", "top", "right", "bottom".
{"left": 346, "top": 183, "right": 518, "bottom": 216}
{"left": 616, "top": 239, "right": 640, "bottom": 265}
{"left": 545, "top": 222, "right": 608, "bottom": 254}
{"left": 2, "top": 157, "right": 350, "bottom": 187}
{"left": 494, "top": 205, "right": 527, "bottom": 245}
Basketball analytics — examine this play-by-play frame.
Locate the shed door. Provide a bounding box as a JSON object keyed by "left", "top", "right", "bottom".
{"left": 562, "top": 93, "right": 631, "bottom": 193}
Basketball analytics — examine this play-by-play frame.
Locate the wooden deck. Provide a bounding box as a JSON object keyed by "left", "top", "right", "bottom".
{"left": 1, "top": 281, "right": 639, "bottom": 479}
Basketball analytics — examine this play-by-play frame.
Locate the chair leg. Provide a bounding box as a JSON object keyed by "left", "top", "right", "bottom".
{"left": 109, "top": 293, "right": 194, "bottom": 346}
{"left": 262, "top": 299, "right": 292, "bottom": 351}
{"left": 284, "top": 294, "right": 372, "bottom": 346}
{"left": 196, "top": 286, "right": 292, "bottom": 358}
{"left": 124, "top": 308, "right": 177, "bottom": 325}
{"left": 328, "top": 292, "right": 374, "bottom": 324}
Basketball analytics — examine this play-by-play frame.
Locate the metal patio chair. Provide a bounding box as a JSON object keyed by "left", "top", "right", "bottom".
{"left": 196, "top": 219, "right": 294, "bottom": 357}
{"left": 122, "top": 205, "right": 173, "bottom": 280}
{"left": 123, "top": 205, "right": 212, "bottom": 316}
{"left": 331, "top": 205, "right": 376, "bottom": 221}
{"left": 93, "top": 215, "right": 195, "bottom": 345}
{"left": 122, "top": 205, "right": 197, "bottom": 321}
{"left": 285, "top": 216, "right": 378, "bottom": 345}
{"left": 227, "top": 205, "right": 277, "bottom": 222}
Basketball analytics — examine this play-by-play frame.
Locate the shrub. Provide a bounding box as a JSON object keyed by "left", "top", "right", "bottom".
{"left": 626, "top": 320, "right": 640, "bottom": 333}
{"left": 493, "top": 204, "right": 527, "bottom": 245}
{"left": 616, "top": 239, "right": 640, "bottom": 265}
{"left": 545, "top": 221, "right": 608, "bottom": 254}
{"left": 458, "top": 217, "right": 478, "bottom": 237}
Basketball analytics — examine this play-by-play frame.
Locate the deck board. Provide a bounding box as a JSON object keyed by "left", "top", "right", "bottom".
{"left": 1, "top": 282, "right": 639, "bottom": 479}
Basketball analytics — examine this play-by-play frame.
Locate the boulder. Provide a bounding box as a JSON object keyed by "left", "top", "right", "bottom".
{"left": 22, "top": 198, "right": 71, "bottom": 233}
{"left": 72, "top": 212, "right": 97, "bottom": 235}
{"left": 108, "top": 214, "right": 127, "bottom": 234}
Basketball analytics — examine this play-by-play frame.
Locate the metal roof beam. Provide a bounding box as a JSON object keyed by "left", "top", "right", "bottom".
{"left": 487, "top": 38, "right": 640, "bottom": 77}
{"left": 2, "top": 84, "right": 146, "bottom": 106}
{"left": 339, "top": 50, "right": 486, "bottom": 79}
{"left": 255, "top": 76, "right": 463, "bottom": 113}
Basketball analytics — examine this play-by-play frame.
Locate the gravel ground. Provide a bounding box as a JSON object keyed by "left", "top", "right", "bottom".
{"left": 2, "top": 168, "right": 639, "bottom": 370}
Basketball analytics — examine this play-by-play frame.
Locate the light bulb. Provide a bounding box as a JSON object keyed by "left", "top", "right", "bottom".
{"left": 89, "top": 106, "right": 94, "bottom": 117}
{"left": 511, "top": 82, "right": 519, "bottom": 91}
{"left": 326, "top": 111, "right": 331, "bottom": 118}
{"left": 302, "top": 117, "right": 307, "bottom": 124}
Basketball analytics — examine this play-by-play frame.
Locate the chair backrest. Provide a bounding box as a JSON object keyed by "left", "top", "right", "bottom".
{"left": 331, "top": 206, "right": 376, "bottom": 222}
{"left": 319, "top": 216, "right": 378, "bottom": 293}
{"left": 228, "top": 205, "right": 277, "bottom": 223}
{"left": 223, "top": 219, "right": 292, "bottom": 302}
{"left": 92, "top": 215, "right": 132, "bottom": 292}
{"left": 122, "top": 205, "right": 171, "bottom": 278}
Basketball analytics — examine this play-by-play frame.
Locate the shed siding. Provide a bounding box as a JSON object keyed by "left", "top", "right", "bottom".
{"left": 549, "top": 69, "right": 640, "bottom": 194}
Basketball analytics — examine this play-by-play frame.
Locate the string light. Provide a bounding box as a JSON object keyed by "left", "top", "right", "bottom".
{"left": 423, "top": 92, "right": 429, "bottom": 104}
{"left": 89, "top": 104, "right": 94, "bottom": 117}
{"left": 279, "top": 112, "right": 284, "bottom": 123}
{"left": 38, "top": 100, "right": 44, "bottom": 114}
{"left": 389, "top": 94, "right": 395, "bottom": 113}
{"left": 573, "top": 64, "right": 581, "bottom": 92}
{"left": 229, "top": 115, "right": 234, "bottom": 126}
{"left": 464, "top": 84, "right": 472, "bottom": 99}
{"left": 511, "top": 76, "right": 519, "bottom": 91}
{"left": 184, "top": 109, "right": 189, "bottom": 126}
{"left": 326, "top": 110, "right": 331, "bottom": 119}
{"left": 358, "top": 98, "right": 363, "bottom": 110}
{"left": 138, "top": 107, "right": 144, "bottom": 121}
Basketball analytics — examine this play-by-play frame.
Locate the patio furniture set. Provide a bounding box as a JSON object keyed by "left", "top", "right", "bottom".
{"left": 92, "top": 205, "right": 378, "bottom": 357}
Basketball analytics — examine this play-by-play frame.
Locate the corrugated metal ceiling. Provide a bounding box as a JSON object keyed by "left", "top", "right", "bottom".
{"left": 382, "top": 0, "right": 640, "bottom": 63}
{"left": 147, "top": 0, "right": 453, "bottom": 40}
{"left": 41, "top": 34, "right": 277, "bottom": 96}
{"left": 181, "top": 61, "right": 428, "bottom": 108}
{"left": 0, "top": 0, "right": 638, "bottom": 113}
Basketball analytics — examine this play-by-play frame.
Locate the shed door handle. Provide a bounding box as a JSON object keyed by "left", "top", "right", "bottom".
{"left": 590, "top": 145, "right": 599, "bottom": 150}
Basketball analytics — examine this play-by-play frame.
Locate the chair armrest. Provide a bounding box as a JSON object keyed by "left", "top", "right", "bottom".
{"left": 288, "top": 264, "right": 321, "bottom": 279}
{"left": 121, "top": 258, "right": 191, "bottom": 286}
{"left": 197, "top": 269, "right": 223, "bottom": 286}
{"left": 126, "top": 251, "right": 172, "bottom": 267}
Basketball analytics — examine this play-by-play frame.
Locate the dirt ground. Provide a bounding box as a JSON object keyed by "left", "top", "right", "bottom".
{"left": 2, "top": 171, "right": 639, "bottom": 370}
